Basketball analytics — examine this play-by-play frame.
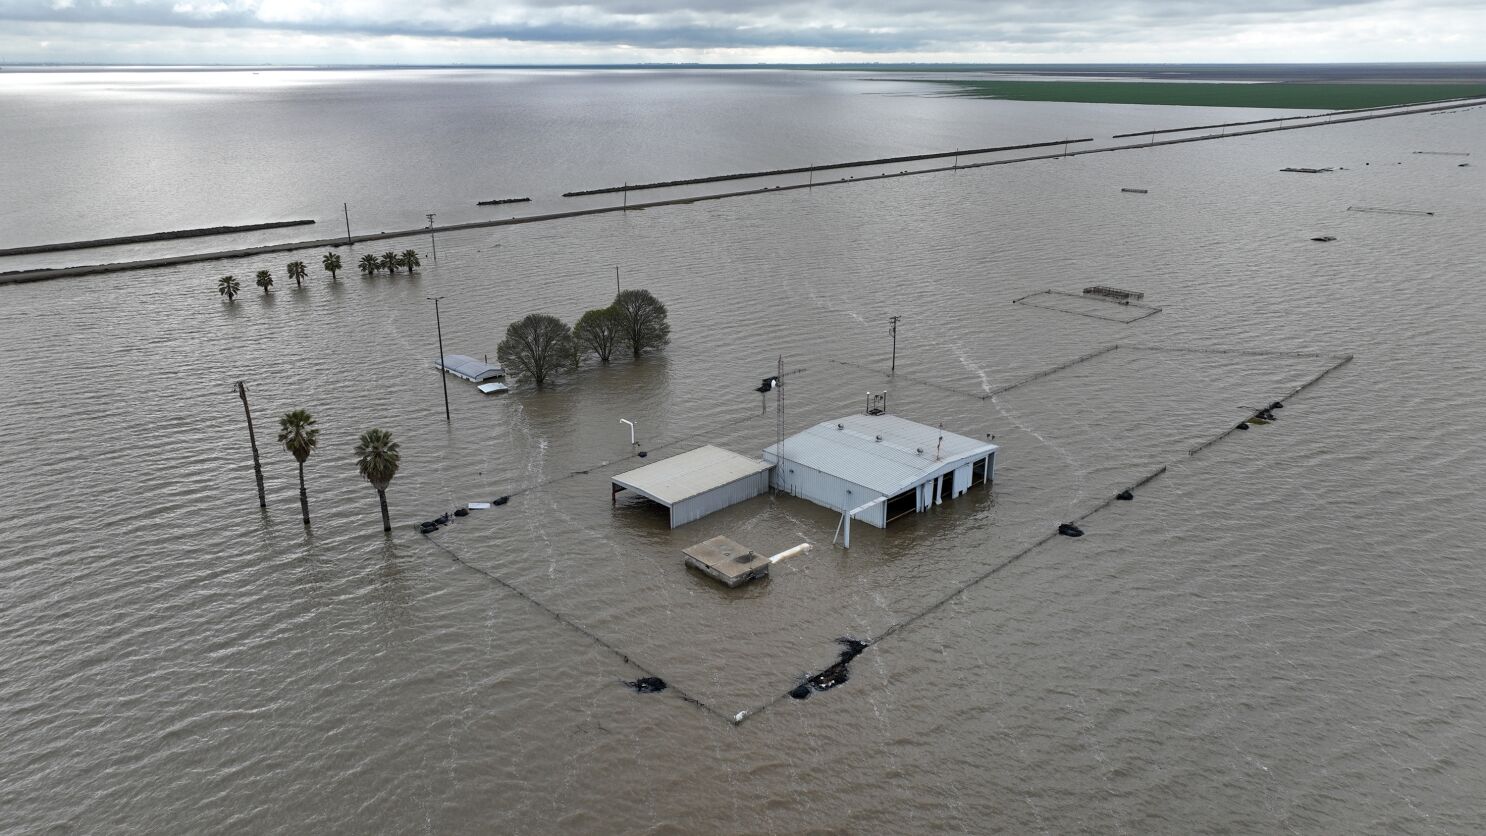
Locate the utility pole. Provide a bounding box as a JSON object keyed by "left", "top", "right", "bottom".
{"left": 776, "top": 355, "right": 784, "bottom": 486}
{"left": 426, "top": 213, "right": 437, "bottom": 264}
{"left": 343, "top": 203, "right": 352, "bottom": 245}
{"left": 889, "top": 315, "right": 901, "bottom": 376}
{"left": 615, "top": 265, "right": 620, "bottom": 297}
{"left": 237, "top": 381, "right": 267, "bottom": 508}
{"left": 428, "top": 296, "right": 451, "bottom": 423}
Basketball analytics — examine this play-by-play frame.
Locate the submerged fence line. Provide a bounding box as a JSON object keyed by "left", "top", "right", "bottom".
{"left": 420, "top": 532, "right": 732, "bottom": 723}
{"left": 1186, "top": 353, "right": 1353, "bottom": 456}
{"left": 1012, "top": 290, "right": 1163, "bottom": 324}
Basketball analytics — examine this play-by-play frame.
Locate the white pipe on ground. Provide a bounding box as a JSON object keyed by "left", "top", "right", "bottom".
{"left": 768, "top": 543, "right": 812, "bottom": 564}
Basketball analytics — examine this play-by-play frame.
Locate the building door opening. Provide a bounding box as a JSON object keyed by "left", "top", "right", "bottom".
{"left": 885, "top": 489, "right": 916, "bottom": 524}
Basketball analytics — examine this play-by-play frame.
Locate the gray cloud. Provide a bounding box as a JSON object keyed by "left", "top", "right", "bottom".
{"left": 0, "top": 0, "right": 1482, "bottom": 58}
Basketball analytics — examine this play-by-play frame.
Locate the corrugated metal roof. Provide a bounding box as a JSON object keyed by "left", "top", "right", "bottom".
{"left": 434, "top": 355, "right": 505, "bottom": 382}
{"left": 764, "top": 414, "right": 997, "bottom": 497}
{"left": 612, "top": 445, "right": 773, "bottom": 506}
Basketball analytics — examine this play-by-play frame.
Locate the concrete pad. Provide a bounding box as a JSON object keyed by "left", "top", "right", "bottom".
{"left": 684, "top": 535, "right": 770, "bottom": 588}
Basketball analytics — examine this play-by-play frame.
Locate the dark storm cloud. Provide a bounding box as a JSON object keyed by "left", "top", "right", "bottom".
{"left": 0, "top": 0, "right": 1470, "bottom": 52}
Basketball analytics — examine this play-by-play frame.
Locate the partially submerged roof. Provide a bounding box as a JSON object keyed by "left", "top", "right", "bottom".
{"left": 764, "top": 413, "right": 997, "bottom": 498}
{"left": 612, "top": 445, "right": 773, "bottom": 506}
{"left": 435, "top": 354, "right": 504, "bottom": 382}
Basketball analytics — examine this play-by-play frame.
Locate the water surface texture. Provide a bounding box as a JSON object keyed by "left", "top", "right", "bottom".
{"left": 0, "top": 68, "right": 1316, "bottom": 270}
{"left": 1, "top": 73, "right": 1484, "bottom": 834}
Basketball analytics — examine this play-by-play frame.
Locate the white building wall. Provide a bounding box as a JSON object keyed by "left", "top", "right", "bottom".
{"left": 953, "top": 463, "right": 973, "bottom": 497}
{"left": 770, "top": 458, "right": 886, "bottom": 528}
{"left": 766, "top": 446, "right": 998, "bottom": 528}
{"left": 669, "top": 470, "right": 771, "bottom": 528}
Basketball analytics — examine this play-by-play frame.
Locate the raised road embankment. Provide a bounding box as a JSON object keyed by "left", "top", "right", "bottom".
{"left": 0, "top": 220, "right": 316, "bottom": 258}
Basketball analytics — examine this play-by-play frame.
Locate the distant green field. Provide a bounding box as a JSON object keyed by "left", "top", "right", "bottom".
{"left": 927, "top": 80, "right": 1486, "bottom": 109}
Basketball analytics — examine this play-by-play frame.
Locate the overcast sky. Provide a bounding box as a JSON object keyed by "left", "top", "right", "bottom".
{"left": 1, "top": 0, "right": 1482, "bottom": 65}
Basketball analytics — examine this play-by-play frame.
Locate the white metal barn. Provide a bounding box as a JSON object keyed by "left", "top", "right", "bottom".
{"left": 611, "top": 445, "right": 774, "bottom": 528}
{"left": 762, "top": 413, "right": 998, "bottom": 529}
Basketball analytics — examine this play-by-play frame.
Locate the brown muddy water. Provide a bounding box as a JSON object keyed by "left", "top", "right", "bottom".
{"left": 2, "top": 105, "right": 1484, "bottom": 834}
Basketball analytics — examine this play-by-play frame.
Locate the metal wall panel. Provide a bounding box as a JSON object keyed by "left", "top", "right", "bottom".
{"left": 670, "top": 471, "right": 771, "bottom": 528}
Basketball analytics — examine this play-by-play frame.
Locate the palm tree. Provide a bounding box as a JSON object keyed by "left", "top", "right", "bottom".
{"left": 255, "top": 270, "right": 274, "bottom": 294}
{"left": 381, "top": 251, "right": 400, "bottom": 274}
{"left": 277, "top": 409, "right": 319, "bottom": 525}
{"left": 400, "top": 250, "right": 420, "bottom": 273}
{"left": 286, "top": 260, "right": 307, "bottom": 288}
{"left": 359, "top": 254, "right": 379, "bottom": 276}
{"left": 322, "top": 252, "right": 342, "bottom": 280}
{"left": 217, "top": 275, "right": 240, "bottom": 302}
{"left": 354, "top": 428, "right": 401, "bottom": 533}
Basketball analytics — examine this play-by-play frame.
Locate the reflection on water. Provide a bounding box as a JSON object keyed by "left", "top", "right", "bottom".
{"left": 1, "top": 88, "right": 1484, "bottom": 833}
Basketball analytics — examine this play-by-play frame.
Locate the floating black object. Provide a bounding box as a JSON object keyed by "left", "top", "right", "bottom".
{"left": 1257, "top": 410, "right": 1276, "bottom": 421}
{"left": 808, "top": 662, "right": 851, "bottom": 691}
{"left": 1236, "top": 423, "right": 1249, "bottom": 431}
{"left": 637, "top": 451, "right": 648, "bottom": 458}
{"left": 1058, "top": 522, "right": 1084, "bottom": 537}
{"left": 1116, "top": 490, "right": 1134, "bottom": 501}
{"left": 1310, "top": 236, "right": 1337, "bottom": 242}
{"left": 627, "top": 677, "right": 667, "bottom": 693}
{"left": 454, "top": 507, "right": 469, "bottom": 517}
{"left": 1270, "top": 401, "right": 1284, "bottom": 410}
{"left": 419, "top": 522, "right": 438, "bottom": 534}
{"left": 493, "top": 496, "right": 509, "bottom": 506}
{"left": 756, "top": 376, "right": 779, "bottom": 393}
{"left": 795, "top": 637, "right": 869, "bottom": 698}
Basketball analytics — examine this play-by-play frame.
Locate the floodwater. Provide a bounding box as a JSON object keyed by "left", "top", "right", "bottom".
{"left": 2, "top": 72, "right": 1485, "bottom": 833}
{"left": 0, "top": 68, "right": 1322, "bottom": 271}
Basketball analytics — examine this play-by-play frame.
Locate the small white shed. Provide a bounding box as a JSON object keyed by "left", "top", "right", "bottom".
{"left": 762, "top": 413, "right": 998, "bottom": 529}
{"left": 611, "top": 445, "right": 774, "bottom": 528}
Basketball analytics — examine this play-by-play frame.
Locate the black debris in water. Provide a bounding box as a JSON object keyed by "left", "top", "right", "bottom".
{"left": 1270, "top": 401, "right": 1284, "bottom": 410}
{"left": 435, "top": 513, "right": 451, "bottom": 525}
{"left": 1058, "top": 522, "right": 1084, "bottom": 537}
{"left": 1116, "top": 490, "right": 1134, "bottom": 501}
{"left": 627, "top": 677, "right": 667, "bottom": 693}
{"left": 637, "top": 451, "right": 648, "bottom": 458}
{"left": 418, "top": 522, "right": 438, "bottom": 534}
{"left": 1236, "top": 423, "right": 1249, "bottom": 431}
{"left": 808, "top": 662, "right": 851, "bottom": 691}
{"left": 492, "top": 496, "right": 509, "bottom": 506}
{"left": 454, "top": 507, "right": 469, "bottom": 517}
{"left": 792, "top": 637, "right": 871, "bottom": 700}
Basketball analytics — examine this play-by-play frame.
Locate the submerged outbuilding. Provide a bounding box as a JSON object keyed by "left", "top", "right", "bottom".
{"left": 763, "top": 413, "right": 998, "bottom": 529}
{"left": 435, "top": 355, "right": 505, "bottom": 383}
{"left": 612, "top": 445, "right": 773, "bottom": 528}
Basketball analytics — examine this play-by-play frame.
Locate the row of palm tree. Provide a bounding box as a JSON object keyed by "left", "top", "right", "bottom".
{"left": 274, "top": 409, "right": 402, "bottom": 532}
{"left": 216, "top": 249, "right": 420, "bottom": 301}
{"left": 359, "top": 249, "right": 421, "bottom": 276}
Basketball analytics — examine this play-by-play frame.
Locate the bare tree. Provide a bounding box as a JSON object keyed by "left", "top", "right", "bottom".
{"left": 612, "top": 289, "right": 670, "bottom": 358}
{"left": 497, "top": 313, "right": 576, "bottom": 387}
{"left": 573, "top": 306, "right": 622, "bottom": 363}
